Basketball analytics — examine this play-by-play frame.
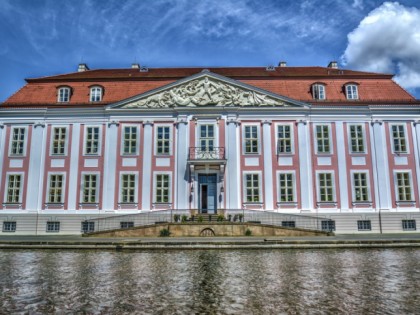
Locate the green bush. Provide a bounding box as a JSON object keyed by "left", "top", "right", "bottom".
{"left": 159, "top": 228, "right": 171, "bottom": 237}
{"left": 217, "top": 215, "right": 225, "bottom": 222}
{"left": 173, "top": 214, "right": 180, "bottom": 222}
{"left": 181, "top": 215, "right": 188, "bottom": 222}
{"left": 245, "top": 228, "right": 252, "bottom": 236}
{"left": 197, "top": 215, "right": 204, "bottom": 222}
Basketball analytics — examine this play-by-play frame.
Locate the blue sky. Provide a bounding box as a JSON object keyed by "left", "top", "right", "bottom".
{"left": 1, "top": 0, "right": 420, "bottom": 101}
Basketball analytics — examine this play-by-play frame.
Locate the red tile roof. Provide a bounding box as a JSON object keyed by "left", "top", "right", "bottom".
{"left": 2, "top": 66, "right": 416, "bottom": 106}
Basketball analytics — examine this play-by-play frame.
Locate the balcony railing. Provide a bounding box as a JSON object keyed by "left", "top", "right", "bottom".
{"left": 188, "top": 147, "right": 226, "bottom": 160}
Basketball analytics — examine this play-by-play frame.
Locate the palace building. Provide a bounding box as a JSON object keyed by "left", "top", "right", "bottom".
{"left": 1, "top": 62, "right": 420, "bottom": 234}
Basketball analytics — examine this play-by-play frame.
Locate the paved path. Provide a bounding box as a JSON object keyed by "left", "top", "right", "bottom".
{"left": 0, "top": 234, "right": 419, "bottom": 250}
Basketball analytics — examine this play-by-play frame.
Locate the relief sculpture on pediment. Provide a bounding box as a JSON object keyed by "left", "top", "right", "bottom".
{"left": 124, "top": 76, "right": 286, "bottom": 108}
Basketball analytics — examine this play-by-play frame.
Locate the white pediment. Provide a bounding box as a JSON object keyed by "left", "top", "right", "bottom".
{"left": 110, "top": 71, "right": 309, "bottom": 109}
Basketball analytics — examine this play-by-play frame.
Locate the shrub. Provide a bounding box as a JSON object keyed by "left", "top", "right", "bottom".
{"left": 181, "top": 215, "right": 188, "bottom": 222}
{"left": 238, "top": 214, "right": 244, "bottom": 222}
{"left": 159, "top": 228, "right": 171, "bottom": 237}
{"left": 173, "top": 214, "right": 180, "bottom": 222}
{"left": 197, "top": 215, "right": 204, "bottom": 222}
{"left": 245, "top": 228, "right": 252, "bottom": 236}
{"left": 217, "top": 215, "right": 225, "bottom": 222}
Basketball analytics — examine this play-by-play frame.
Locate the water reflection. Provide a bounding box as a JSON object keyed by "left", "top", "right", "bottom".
{"left": 0, "top": 249, "right": 419, "bottom": 314}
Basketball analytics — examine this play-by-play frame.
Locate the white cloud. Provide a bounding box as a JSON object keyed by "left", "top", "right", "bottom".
{"left": 342, "top": 2, "right": 420, "bottom": 89}
{"left": 352, "top": 0, "right": 364, "bottom": 10}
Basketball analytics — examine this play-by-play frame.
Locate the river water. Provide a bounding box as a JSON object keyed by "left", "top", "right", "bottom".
{"left": 0, "top": 249, "right": 419, "bottom": 314}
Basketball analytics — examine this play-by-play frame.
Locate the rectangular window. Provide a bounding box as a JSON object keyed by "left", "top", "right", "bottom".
{"left": 85, "top": 126, "right": 100, "bottom": 155}
{"left": 120, "top": 174, "right": 136, "bottom": 203}
{"left": 396, "top": 172, "right": 412, "bottom": 201}
{"left": 318, "top": 173, "right": 334, "bottom": 202}
{"left": 353, "top": 172, "right": 369, "bottom": 202}
{"left": 51, "top": 127, "right": 67, "bottom": 155}
{"left": 81, "top": 221, "right": 95, "bottom": 233}
{"left": 122, "top": 126, "right": 137, "bottom": 155}
{"left": 10, "top": 127, "right": 26, "bottom": 156}
{"left": 279, "top": 173, "right": 295, "bottom": 202}
{"left": 48, "top": 174, "right": 64, "bottom": 203}
{"left": 321, "top": 220, "right": 336, "bottom": 231}
{"left": 200, "top": 125, "right": 215, "bottom": 151}
{"left": 244, "top": 125, "right": 259, "bottom": 154}
{"left": 82, "top": 174, "right": 98, "bottom": 203}
{"left": 357, "top": 220, "right": 371, "bottom": 231}
{"left": 245, "top": 173, "right": 260, "bottom": 202}
{"left": 281, "top": 221, "right": 296, "bottom": 228}
{"left": 155, "top": 174, "right": 170, "bottom": 203}
{"left": 349, "top": 125, "right": 365, "bottom": 153}
{"left": 316, "top": 125, "right": 330, "bottom": 153}
{"left": 402, "top": 220, "right": 416, "bottom": 231}
{"left": 6, "top": 174, "right": 22, "bottom": 203}
{"left": 277, "top": 125, "right": 292, "bottom": 154}
{"left": 2, "top": 221, "right": 16, "bottom": 232}
{"left": 46, "top": 221, "right": 60, "bottom": 232}
{"left": 120, "top": 221, "right": 134, "bottom": 229}
{"left": 156, "top": 126, "right": 171, "bottom": 155}
{"left": 391, "top": 125, "right": 407, "bottom": 153}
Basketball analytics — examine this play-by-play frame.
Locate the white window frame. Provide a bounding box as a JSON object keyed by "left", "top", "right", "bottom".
{"left": 316, "top": 171, "right": 336, "bottom": 203}
{"left": 118, "top": 172, "right": 138, "bottom": 204}
{"left": 57, "top": 87, "right": 71, "bottom": 103}
{"left": 154, "top": 124, "right": 173, "bottom": 156}
{"left": 390, "top": 123, "right": 409, "bottom": 154}
{"left": 402, "top": 219, "right": 416, "bottom": 231}
{"left": 348, "top": 124, "right": 367, "bottom": 154}
{"left": 79, "top": 172, "right": 100, "bottom": 204}
{"left": 46, "top": 221, "right": 60, "bottom": 232}
{"left": 314, "top": 123, "right": 333, "bottom": 154}
{"left": 2, "top": 221, "right": 17, "bottom": 232}
{"left": 46, "top": 172, "right": 66, "bottom": 204}
{"left": 195, "top": 121, "right": 219, "bottom": 148}
{"left": 9, "top": 126, "right": 28, "bottom": 157}
{"left": 242, "top": 123, "right": 261, "bottom": 155}
{"left": 89, "top": 86, "right": 103, "bottom": 102}
{"left": 345, "top": 84, "right": 359, "bottom": 100}
{"left": 276, "top": 123, "right": 294, "bottom": 155}
{"left": 153, "top": 172, "right": 172, "bottom": 204}
{"left": 357, "top": 220, "right": 371, "bottom": 231}
{"left": 312, "top": 84, "right": 326, "bottom": 100}
{"left": 50, "top": 126, "right": 69, "bottom": 156}
{"left": 394, "top": 170, "right": 414, "bottom": 202}
{"left": 243, "top": 171, "right": 263, "bottom": 203}
{"left": 350, "top": 170, "right": 371, "bottom": 203}
{"left": 121, "top": 124, "right": 140, "bottom": 156}
{"left": 83, "top": 125, "right": 102, "bottom": 156}
{"left": 4, "top": 172, "right": 24, "bottom": 204}
{"left": 277, "top": 171, "right": 297, "bottom": 203}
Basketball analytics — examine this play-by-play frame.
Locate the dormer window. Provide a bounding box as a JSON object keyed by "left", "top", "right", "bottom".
{"left": 90, "top": 86, "right": 102, "bottom": 102}
{"left": 312, "top": 84, "right": 326, "bottom": 100}
{"left": 345, "top": 84, "right": 359, "bottom": 100}
{"left": 58, "top": 87, "right": 71, "bottom": 103}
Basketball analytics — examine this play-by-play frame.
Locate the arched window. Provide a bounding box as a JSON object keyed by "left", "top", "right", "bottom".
{"left": 57, "top": 87, "right": 71, "bottom": 102}
{"left": 90, "top": 86, "right": 103, "bottom": 102}
{"left": 345, "top": 84, "right": 359, "bottom": 100}
{"left": 312, "top": 84, "right": 326, "bottom": 100}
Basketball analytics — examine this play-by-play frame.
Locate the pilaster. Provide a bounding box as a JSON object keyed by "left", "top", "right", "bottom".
{"left": 336, "top": 122, "right": 349, "bottom": 210}
{"left": 102, "top": 121, "right": 119, "bottom": 210}
{"left": 262, "top": 120, "right": 274, "bottom": 210}
{"left": 226, "top": 117, "right": 240, "bottom": 209}
{"left": 67, "top": 123, "right": 80, "bottom": 210}
{"left": 297, "top": 119, "right": 313, "bottom": 211}
{"left": 141, "top": 121, "right": 154, "bottom": 210}
{"left": 175, "top": 117, "right": 189, "bottom": 210}
{"left": 26, "top": 122, "right": 46, "bottom": 210}
{"left": 371, "top": 120, "right": 392, "bottom": 210}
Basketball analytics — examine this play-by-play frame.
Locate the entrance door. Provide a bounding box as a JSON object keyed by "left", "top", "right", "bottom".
{"left": 198, "top": 174, "right": 217, "bottom": 214}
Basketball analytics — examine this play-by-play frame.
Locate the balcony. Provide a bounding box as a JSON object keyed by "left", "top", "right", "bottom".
{"left": 188, "top": 147, "right": 227, "bottom": 170}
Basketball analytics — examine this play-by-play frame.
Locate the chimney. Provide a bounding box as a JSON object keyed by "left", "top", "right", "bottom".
{"left": 78, "top": 63, "right": 89, "bottom": 72}
{"left": 131, "top": 63, "right": 140, "bottom": 69}
{"left": 278, "top": 61, "right": 287, "bottom": 67}
{"left": 327, "top": 61, "right": 338, "bottom": 69}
